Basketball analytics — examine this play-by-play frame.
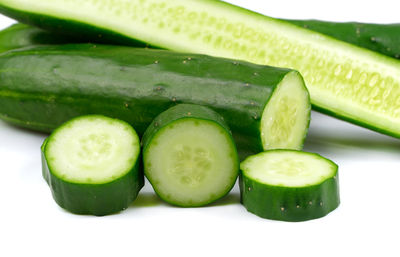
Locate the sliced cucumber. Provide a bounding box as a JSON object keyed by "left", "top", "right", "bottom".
{"left": 240, "top": 150, "right": 340, "bottom": 222}
{"left": 0, "top": 0, "right": 397, "bottom": 137}
{"left": 142, "top": 104, "right": 239, "bottom": 207}
{"left": 42, "top": 115, "right": 143, "bottom": 216}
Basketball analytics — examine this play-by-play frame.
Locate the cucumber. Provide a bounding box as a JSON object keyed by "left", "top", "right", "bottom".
{"left": 240, "top": 150, "right": 340, "bottom": 222}
{"left": 0, "top": 0, "right": 398, "bottom": 137}
{"left": 0, "top": 23, "right": 147, "bottom": 54}
{"left": 285, "top": 19, "right": 400, "bottom": 60}
{"left": 0, "top": 44, "right": 310, "bottom": 156}
{"left": 142, "top": 104, "right": 239, "bottom": 206}
{"left": 1, "top": 20, "right": 400, "bottom": 61}
{"left": 41, "top": 115, "right": 143, "bottom": 216}
{"left": 0, "top": 23, "right": 81, "bottom": 53}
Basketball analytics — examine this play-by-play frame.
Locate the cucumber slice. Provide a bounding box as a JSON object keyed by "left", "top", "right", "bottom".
{"left": 240, "top": 150, "right": 340, "bottom": 222}
{"left": 42, "top": 115, "right": 143, "bottom": 216}
{"left": 0, "top": 0, "right": 397, "bottom": 137}
{"left": 142, "top": 104, "right": 239, "bottom": 207}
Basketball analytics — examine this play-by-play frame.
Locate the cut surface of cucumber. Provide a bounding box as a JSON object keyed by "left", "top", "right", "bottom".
{"left": 42, "top": 115, "right": 143, "bottom": 215}
{"left": 0, "top": 0, "right": 398, "bottom": 137}
{"left": 240, "top": 150, "right": 339, "bottom": 221}
{"left": 143, "top": 104, "right": 239, "bottom": 207}
{"left": 46, "top": 115, "right": 140, "bottom": 184}
{"left": 261, "top": 71, "right": 309, "bottom": 150}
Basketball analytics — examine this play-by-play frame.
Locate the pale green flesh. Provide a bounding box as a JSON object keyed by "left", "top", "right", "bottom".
{"left": 261, "top": 71, "right": 310, "bottom": 150}
{"left": 3, "top": 0, "right": 399, "bottom": 135}
{"left": 144, "top": 119, "right": 238, "bottom": 206}
{"left": 241, "top": 150, "right": 337, "bottom": 187}
{"left": 45, "top": 115, "right": 140, "bottom": 184}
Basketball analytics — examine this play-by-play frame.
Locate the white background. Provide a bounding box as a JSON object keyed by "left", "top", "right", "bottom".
{"left": 0, "top": 0, "right": 399, "bottom": 256}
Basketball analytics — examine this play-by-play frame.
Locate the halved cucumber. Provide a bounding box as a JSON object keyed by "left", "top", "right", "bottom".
{"left": 142, "top": 104, "right": 239, "bottom": 207}
{"left": 240, "top": 150, "right": 340, "bottom": 222}
{"left": 42, "top": 115, "right": 143, "bottom": 216}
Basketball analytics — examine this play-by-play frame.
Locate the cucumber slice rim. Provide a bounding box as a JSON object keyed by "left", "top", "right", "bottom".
{"left": 44, "top": 114, "right": 140, "bottom": 184}
{"left": 241, "top": 149, "right": 338, "bottom": 188}
{"left": 143, "top": 116, "right": 239, "bottom": 207}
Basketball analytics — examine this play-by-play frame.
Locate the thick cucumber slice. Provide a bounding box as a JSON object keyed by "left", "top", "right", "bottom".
{"left": 0, "top": 0, "right": 397, "bottom": 137}
{"left": 42, "top": 115, "right": 143, "bottom": 216}
{"left": 0, "top": 44, "right": 310, "bottom": 157}
{"left": 142, "top": 104, "right": 239, "bottom": 207}
{"left": 240, "top": 150, "right": 340, "bottom": 222}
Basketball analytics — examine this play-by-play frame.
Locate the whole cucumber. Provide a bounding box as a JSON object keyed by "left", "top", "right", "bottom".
{"left": 0, "top": 44, "right": 310, "bottom": 156}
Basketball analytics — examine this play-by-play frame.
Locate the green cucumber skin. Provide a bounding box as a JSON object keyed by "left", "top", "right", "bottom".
{"left": 0, "top": 44, "right": 301, "bottom": 155}
{"left": 0, "top": 6, "right": 150, "bottom": 48}
{"left": 285, "top": 19, "right": 400, "bottom": 60}
{"left": 0, "top": 23, "right": 84, "bottom": 53}
{"left": 142, "top": 103, "right": 239, "bottom": 207}
{"left": 239, "top": 150, "right": 340, "bottom": 222}
{"left": 42, "top": 146, "right": 144, "bottom": 216}
{"left": 240, "top": 174, "right": 339, "bottom": 222}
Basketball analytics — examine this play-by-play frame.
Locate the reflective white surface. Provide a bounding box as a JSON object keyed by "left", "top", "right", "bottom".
{"left": 0, "top": 1, "right": 399, "bottom": 256}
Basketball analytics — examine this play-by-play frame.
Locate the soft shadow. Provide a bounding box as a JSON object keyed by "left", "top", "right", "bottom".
{"left": 131, "top": 192, "right": 164, "bottom": 208}
{"left": 304, "top": 131, "right": 400, "bottom": 154}
{"left": 207, "top": 192, "right": 240, "bottom": 207}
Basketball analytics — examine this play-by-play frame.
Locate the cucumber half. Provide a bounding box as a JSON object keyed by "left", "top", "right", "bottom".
{"left": 240, "top": 150, "right": 340, "bottom": 222}
{"left": 42, "top": 115, "right": 143, "bottom": 216}
{"left": 142, "top": 104, "right": 239, "bottom": 207}
{"left": 0, "top": 44, "right": 310, "bottom": 157}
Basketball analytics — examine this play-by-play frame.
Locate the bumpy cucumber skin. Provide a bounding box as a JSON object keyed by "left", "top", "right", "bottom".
{"left": 0, "top": 23, "right": 84, "bottom": 53}
{"left": 0, "top": 44, "right": 303, "bottom": 156}
{"left": 142, "top": 104, "right": 239, "bottom": 207}
{"left": 285, "top": 19, "right": 400, "bottom": 60}
{"left": 41, "top": 115, "right": 144, "bottom": 216}
{"left": 0, "top": 5, "right": 150, "bottom": 48}
{"left": 239, "top": 150, "right": 340, "bottom": 222}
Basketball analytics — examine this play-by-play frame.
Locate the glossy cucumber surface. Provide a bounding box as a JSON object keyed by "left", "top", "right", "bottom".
{"left": 0, "top": 44, "right": 310, "bottom": 156}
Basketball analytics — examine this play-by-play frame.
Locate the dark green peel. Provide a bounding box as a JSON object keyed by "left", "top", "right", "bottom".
{"left": 285, "top": 19, "right": 400, "bottom": 60}
{"left": 0, "top": 44, "right": 309, "bottom": 157}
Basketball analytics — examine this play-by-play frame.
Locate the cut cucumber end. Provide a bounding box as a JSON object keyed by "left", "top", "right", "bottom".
{"left": 45, "top": 115, "right": 140, "bottom": 184}
{"left": 241, "top": 150, "right": 337, "bottom": 188}
{"left": 144, "top": 117, "right": 239, "bottom": 207}
{"left": 240, "top": 150, "right": 340, "bottom": 221}
{"left": 260, "top": 71, "right": 311, "bottom": 150}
